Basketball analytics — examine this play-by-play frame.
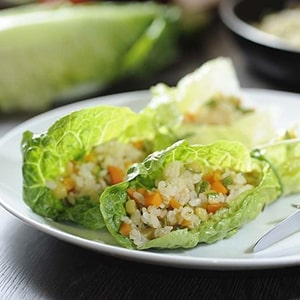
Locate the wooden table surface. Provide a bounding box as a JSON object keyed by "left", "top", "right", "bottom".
{"left": 1, "top": 11, "right": 300, "bottom": 300}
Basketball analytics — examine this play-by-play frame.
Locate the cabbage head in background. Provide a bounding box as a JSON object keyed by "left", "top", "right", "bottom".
{"left": 0, "top": 1, "right": 180, "bottom": 112}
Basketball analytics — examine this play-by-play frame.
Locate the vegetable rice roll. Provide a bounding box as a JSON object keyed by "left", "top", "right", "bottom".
{"left": 100, "top": 139, "right": 300, "bottom": 250}
{"left": 22, "top": 105, "right": 155, "bottom": 230}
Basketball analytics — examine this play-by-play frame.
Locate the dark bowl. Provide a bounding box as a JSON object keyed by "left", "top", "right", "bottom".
{"left": 219, "top": 0, "right": 300, "bottom": 86}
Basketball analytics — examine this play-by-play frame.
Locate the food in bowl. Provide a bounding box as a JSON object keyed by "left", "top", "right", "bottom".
{"left": 219, "top": 0, "right": 300, "bottom": 85}
{"left": 256, "top": 6, "right": 300, "bottom": 50}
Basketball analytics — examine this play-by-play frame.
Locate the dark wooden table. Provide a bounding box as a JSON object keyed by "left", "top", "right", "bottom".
{"left": 1, "top": 12, "right": 300, "bottom": 300}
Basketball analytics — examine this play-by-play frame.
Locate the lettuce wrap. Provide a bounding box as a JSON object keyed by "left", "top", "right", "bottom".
{"left": 99, "top": 139, "right": 294, "bottom": 250}
{"left": 22, "top": 105, "right": 168, "bottom": 229}
{"left": 148, "top": 57, "right": 276, "bottom": 148}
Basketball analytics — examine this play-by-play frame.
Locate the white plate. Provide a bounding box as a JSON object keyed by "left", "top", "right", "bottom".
{"left": 1, "top": 89, "right": 300, "bottom": 270}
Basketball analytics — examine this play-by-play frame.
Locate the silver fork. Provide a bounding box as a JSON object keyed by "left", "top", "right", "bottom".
{"left": 253, "top": 205, "right": 300, "bottom": 252}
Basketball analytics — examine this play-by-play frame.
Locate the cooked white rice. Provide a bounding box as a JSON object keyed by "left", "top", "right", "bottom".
{"left": 46, "top": 139, "right": 146, "bottom": 203}
{"left": 184, "top": 94, "right": 253, "bottom": 125}
{"left": 122, "top": 160, "right": 253, "bottom": 246}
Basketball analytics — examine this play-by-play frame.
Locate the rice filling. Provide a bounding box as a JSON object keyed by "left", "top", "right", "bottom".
{"left": 121, "top": 160, "right": 254, "bottom": 246}
{"left": 46, "top": 139, "right": 146, "bottom": 204}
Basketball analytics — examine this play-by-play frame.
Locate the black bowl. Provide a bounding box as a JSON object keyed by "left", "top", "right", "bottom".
{"left": 219, "top": 0, "right": 300, "bottom": 86}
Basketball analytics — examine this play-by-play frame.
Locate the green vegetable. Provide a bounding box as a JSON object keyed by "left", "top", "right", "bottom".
{"left": 100, "top": 141, "right": 282, "bottom": 249}
{"left": 22, "top": 105, "right": 143, "bottom": 229}
{"left": 100, "top": 139, "right": 292, "bottom": 250}
{"left": 0, "top": 2, "right": 180, "bottom": 112}
{"left": 21, "top": 99, "right": 175, "bottom": 229}
{"left": 148, "top": 57, "right": 276, "bottom": 148}
{"left": 252, "top": 138, "right": 300, "bottom": 196}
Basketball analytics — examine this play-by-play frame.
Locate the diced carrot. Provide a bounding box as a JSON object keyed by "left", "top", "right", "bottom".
{"left": 201, "top": 202, "right": 208, "bottom": 209}
{"left": 202, "top": 170, "right": 228, "bottom": 195}
{"left": 127, "top": 188, "right": 162, "bottom": 207}
{"left": 169, "top": 197, "right": 181, "bottom": 209}
{"left": 132, "top": 140, "right": 144, "bottom": 150}
{"left": 144, "top": 192, "right": 163, "bottom": 208}
{"left": 127, "top": 188, "right": 136, "bottom": 199}
{"left": 203, "top": 170, "right": 221, "bottom": 184}
{"left": 211, "top": 180, "right": 228, "bottom": 195}
{"left": 62, "top": 176, "right": 75, "bottom": 192}
{"left": 184, "top": 112, "right": 196, "bottom": 123}
{"left": 181, "top": 219, "right": 192, "bottom": 228}
{"left": 206, "top": 202, "right": 227, "bottom": 214}
{"left": 202, "top": 172, "right": 214, "bottom": 183}
{"left": 137, "top": 188, "right": 148, "bottom": 196}
{"left": 126, "top": 188, "right": 147, "bottom": 205}
{"left": 107, "top": 165, "right": 124, "bottom": 185}
{"left": 119, "top": 222, "right": 132, "bottom": 236}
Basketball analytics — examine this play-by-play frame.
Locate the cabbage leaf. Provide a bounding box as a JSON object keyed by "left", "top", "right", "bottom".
{"left": 100, "top": 140, "right": 283, "bottom": 249}
{"left": 252, "top": 138, "right": 300, "bottom": 196}
{"left": 0, "top": 2, "right": 180, "bottom": 112}
{"left": 148, "top": 57, "right": 276, "bottom": 148}
{"left": 22, "top": 105, "right": 153, "bottom": 229}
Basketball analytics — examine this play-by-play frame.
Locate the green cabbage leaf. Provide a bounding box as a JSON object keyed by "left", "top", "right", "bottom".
{"left": 0, "top": 2, "right": 180, "bottom": 112}
{"left": 22, "top": 105, "right": 159, "bottom": 229}
{"left": 252, "top": 138, "right": 300, "bottom": 196}
{"left": 100, "top": 140, "right": 282, "bottom": 249}
{"left": 148, "top": 57, "right": 276, "bottom": 148}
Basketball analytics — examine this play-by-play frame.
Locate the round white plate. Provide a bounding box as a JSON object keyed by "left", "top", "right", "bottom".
{"left": 1, "top": 89, "right": 300, "bottom": 270}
